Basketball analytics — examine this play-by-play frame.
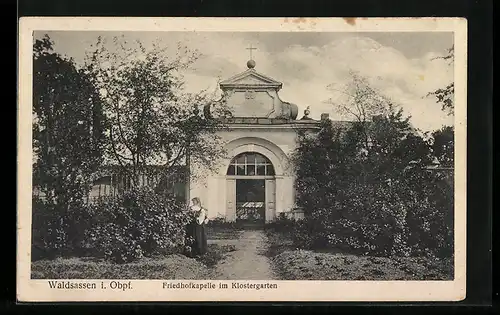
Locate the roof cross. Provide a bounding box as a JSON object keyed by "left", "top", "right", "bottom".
{"left": 246, "top": 44, "right": 257, "bottom": 60}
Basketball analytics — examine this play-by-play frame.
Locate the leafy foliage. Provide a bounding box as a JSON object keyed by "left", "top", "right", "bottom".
{"left": 85, "top": 187, "right": 190, "bottom": 263}
{"left": 32, "top": 35, "right": 106, "bottom": 258}
{"left": 403, "top": 169, "right": 454, "bottom": 257}
{"left": 325, "top": 69, "right": 392, "bottom": 124}
{"left": 292, "top": 75, "right": 453, "bottom": 258}
{"left": 427, "top": 46, "right": 454, "bottom": 116}
{"left": 429, "top": 83, "right": 454, "bottom": 115}
{"left": 31, "top": 196, "right": 94, "bottom": 260}
{"left": 85, "top": 36, "right": 228, "bottom": 187}
{"left": 431, "top": 125, "right": 454, "bottom": 167}
{"left": 31, "top": 35, "right": 232, "bottom": 262}
{"left": 265, "top": 213, "right": 298, "bottom": 234}
{"left": 33, "top": 35, "right": 105, "bottom": 205}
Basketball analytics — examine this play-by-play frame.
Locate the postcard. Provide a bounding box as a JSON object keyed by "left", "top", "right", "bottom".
{"left": 17, "top": 17, "right": 467, "bottom": 302}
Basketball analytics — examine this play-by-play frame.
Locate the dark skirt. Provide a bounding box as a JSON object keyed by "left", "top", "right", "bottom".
{"left": 186, "top": 221, "right": 208, "bottom": 256}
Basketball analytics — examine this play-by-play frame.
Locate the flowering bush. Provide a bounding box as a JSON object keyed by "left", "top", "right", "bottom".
{"left": 85, "top": 187, "right": 190, "bottom": 263}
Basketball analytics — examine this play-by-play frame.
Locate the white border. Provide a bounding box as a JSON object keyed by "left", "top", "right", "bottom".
{"left": 17, "top": 17, "right": 467, "bottom": 302}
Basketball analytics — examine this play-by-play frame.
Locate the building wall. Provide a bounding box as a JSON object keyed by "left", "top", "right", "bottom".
{"left": 189, "top": 125, "right": 301, "bottom": 221}
{"left": 224, "top": 89, "right": 284, "bottom": 118}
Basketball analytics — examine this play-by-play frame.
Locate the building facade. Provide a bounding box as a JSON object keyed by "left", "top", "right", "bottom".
{"left": 80, "top": 59, "right": 330, "bottom": 224}
{"left": 191, "top": 60, "right": 324, "bottom": 224}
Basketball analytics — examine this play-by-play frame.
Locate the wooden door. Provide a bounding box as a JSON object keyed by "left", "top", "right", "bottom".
{"left": 226, "top": 178, "right": 236, "bottom": 221}
{"left": 265, "top": 179, "right": 276, "bottom": 222}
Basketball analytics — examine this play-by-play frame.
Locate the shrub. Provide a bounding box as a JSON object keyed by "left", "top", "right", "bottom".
{"left": 31, "top": 196, "right": 93, "bottom": 261}
{"left": 292, "top": 111, "right": 454, "bottom": 258}
{"left": 196, "top": 244, "right": 237, "bottom": 267}
{"left": 85, "top": 187, "right": 190, "bottom": 263}
{"left": 205, "top": 215, "right": 239, "bottom": 229}
{"left": 265, "top": 212, "right": 298, "bottom": 234}
{"left": 32, "top": 36, "right": 106, "bottom": 261}
{"left": 291, "top": 168, "right": 453, "bottom": 258}
{"left": 405, "top": 170, "right": 454, "bottom": 257}
{"left": 32, "top": 197, "right": 67, "bottom": 261}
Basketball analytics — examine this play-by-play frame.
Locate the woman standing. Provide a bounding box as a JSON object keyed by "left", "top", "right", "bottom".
{"left": 186, "top": 197, "right": 209, "bottom": 256}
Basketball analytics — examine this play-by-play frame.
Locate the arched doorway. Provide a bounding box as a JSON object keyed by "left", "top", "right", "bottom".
{"left": 226, "top": 152, "right": 276, "bottom": 226}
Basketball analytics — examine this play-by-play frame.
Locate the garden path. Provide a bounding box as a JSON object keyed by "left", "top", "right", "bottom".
{"left": 211, "top": 230, "right": 277, "bottom": 280}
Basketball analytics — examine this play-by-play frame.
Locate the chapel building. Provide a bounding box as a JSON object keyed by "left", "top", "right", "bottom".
{"left": 83, "top": 58, "right": 332, "bottom": 224}
{"left": 191, "top": 59, "right": 327, "bottom": 224}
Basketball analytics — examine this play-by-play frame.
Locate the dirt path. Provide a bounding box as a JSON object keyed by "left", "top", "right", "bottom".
{"left": 211, "top": 230, "right": 276, "bottom": 280}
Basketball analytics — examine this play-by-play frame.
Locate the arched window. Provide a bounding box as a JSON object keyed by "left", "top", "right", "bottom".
{"left": 226, "top": 152, "right": 275, "bottom": 176}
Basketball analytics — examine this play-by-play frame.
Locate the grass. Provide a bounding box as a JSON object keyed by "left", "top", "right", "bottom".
{"left": 265, "top": 229, "right": 296, "bottom": 257}
{"left": 32, "top": 255, "right": 214, "bottom": 280}
{"left": 200, "top": 226, "right": 240, "bottom": 267}
{"left": 265, "top": 230, "right": 454, "bottom": 281}
{"left": 32, "top": 226, "right": 242, "bottom": 280}
{"left": 195, "top": 244, "right": 237, "bottom": 268}
{"left": 206, "top": 225, "right": 243, "bottom": 240}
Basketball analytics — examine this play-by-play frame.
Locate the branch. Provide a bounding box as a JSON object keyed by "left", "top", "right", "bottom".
{"left": 165, "top": 145, "right": 186, "bottom": 169}
{"left": 113, "top": 96, "right": 137, "bottom": 159}
{"left": 109, "top": 126, "right": 133, "bottom": 179}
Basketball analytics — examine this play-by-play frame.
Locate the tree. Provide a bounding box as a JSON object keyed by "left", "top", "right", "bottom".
{"left": 430, "top": 125, "right": 454, "bottom": 168}
{"left": 325, "top": 69, "right": 391, "bottom": 123}
{"left": 293, "top": 107, "right": 452, "bottom": 256}
{"left": 291, "top": 72, "right": 453, "bottom": 257}
{"left": 32, "top": 34, "right": 106, "bottom": 257}
{"left": 325, "top": 70, "right": 394, "bottom": 150}
{"left": 427, "top": 46, "right": 454, "bottom": 116}
{"left": 33, "top": 34, "right": 105, "bottom": 206}
{"left": 85, "top": 36, "right": 228, "bottom": 190}
{"left": 425, "top": 47, "right": 454, "bottom": 169}
{"left": 293, "top": 119, "right": 346, "bottom": 216}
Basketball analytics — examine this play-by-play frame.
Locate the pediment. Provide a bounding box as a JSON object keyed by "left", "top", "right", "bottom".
{"left": 220, "top": 69, "right": 282, "bottom": 90}
{"left": 234, "top": 75, "right": 271, "bottom": 85}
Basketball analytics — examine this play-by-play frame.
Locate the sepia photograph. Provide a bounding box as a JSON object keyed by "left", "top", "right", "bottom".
{"left": 17, "top": 17, "right": 467, "bottom": 302}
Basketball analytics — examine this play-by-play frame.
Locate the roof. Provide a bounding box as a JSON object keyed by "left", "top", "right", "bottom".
{"left": 223, "top": 117, "right": 321, "bottom": 124}
{"left": 219, "top": 68, "right": 283, "bottom": 91}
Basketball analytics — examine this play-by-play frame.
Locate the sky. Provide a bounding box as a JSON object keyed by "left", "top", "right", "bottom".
{"left": 35, "top": 31, "right": 454, "bottom": 132}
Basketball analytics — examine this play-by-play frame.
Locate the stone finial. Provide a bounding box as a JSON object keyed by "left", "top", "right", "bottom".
{"left": 321, "top": 113, "right": 329, "bottom": 120}
{"left": 300, "top": 106, "right": 313, "bottom": 121}
{"left": 247, "top": 59, "right": 256, "bottom": 69}
{"left": 304, "top": 106, "right": 310, "bottom": 118}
